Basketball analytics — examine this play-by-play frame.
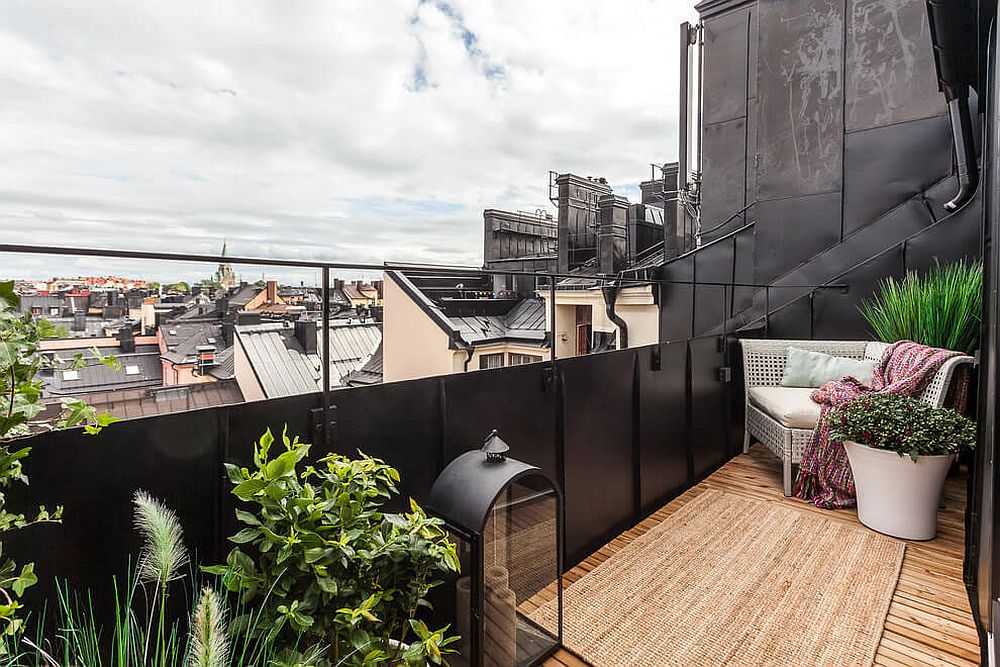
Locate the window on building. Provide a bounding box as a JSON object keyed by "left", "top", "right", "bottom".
{"left": 49, "top": 307, "right": 60, "bottom": 316}
{"left": 62, "top": 370, "right": 79, "bottom": 381}
{"left": 125, "top": 365, "right": 141, "bottom": 376}
{"left": 509, "top": 353, "right": 543, "bottom": 366}
{"left": 31, "top": 307, "right": 42, "bottom": 316}
{"left": 575, "top": 305, "right": 592, "bottom": 356}
{"left": 479, "top": 353, "right": 505, "bottom": 370}
{"left": 592, "top": 331, "right": 617, "bottom": 353}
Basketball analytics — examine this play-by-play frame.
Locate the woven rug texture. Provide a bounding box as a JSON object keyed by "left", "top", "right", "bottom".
{"left": 529, "top": 489, "right": 904, "bottom": 667}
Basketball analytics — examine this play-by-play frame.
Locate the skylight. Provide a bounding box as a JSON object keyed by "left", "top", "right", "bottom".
{"left": 62, "top": 370, "right": 79, "bottom": 381}
{"left": 125, "top": 365, "right": 141, "bottom": 376}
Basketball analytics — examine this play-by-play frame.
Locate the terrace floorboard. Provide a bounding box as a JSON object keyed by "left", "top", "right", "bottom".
{"left": 542, "top": 443, "right": 978, "bottom": 667}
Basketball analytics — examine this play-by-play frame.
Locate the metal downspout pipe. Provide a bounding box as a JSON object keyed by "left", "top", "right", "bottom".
{"left": 601, "top": 282, "right": 629, "bottom": 349}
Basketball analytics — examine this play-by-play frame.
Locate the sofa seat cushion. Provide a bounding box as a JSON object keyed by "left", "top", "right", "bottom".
{"left": 748, "top": 386, "right": 822, "bottom": 430}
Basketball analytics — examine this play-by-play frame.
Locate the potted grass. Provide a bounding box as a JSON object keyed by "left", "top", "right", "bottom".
{"left": 859, "top": 259, "right": 982, "bottom": 354}
{"left": 829, "top": 393, "right": 976, "bottom": 540}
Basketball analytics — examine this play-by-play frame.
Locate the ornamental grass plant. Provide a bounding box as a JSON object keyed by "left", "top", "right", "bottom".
{"left": 858, "top": 260, "right": 982, "bottom": 354}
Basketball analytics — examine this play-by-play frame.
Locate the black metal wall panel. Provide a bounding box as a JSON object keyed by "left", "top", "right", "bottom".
{"left": 442, "top": 363, "right": 558, "bottom": 483}
{"left": 661, "top": 256, "right": 695, "bottom": 342}
{"left": 694, "top": 238, "right": 736, "bottom": 335}
{"left": 330, "top": 378, "right": 443, "bottom": 505}
{"left": 757, "top": 0, "right": 845, "bottom": 199}
{"left": 689, "top": 336, "right": 730, "bottom": 478}
{"left": 221, "top": 392, "right": 325, "bottom": 539}
{"left": 754, "top": 192, "right": 843, "bottom": 284}
{"left": 224, "top": 393, "right": 319, "bottom": 463}
{"left": 925, "top": 171, "right": 982, "bottom": 221}
{"left": 6, "top": 409, "right": 221, "bottom": 616}
{"left": 733, "top": 227, "right": 757, "bottom": 313}
{"left": 845, "top": 0, "right": 944, "bottom": 131}
{"left": 842, "top": 114, "right": 953, "bottom": 235}
{"left": 702, "top": 117, "right": 748, "bottom": 237}
{"left": 726, "top": 336, "right": 747, "bottom": 458}
{"left": 703, "top": 7, "right": 750, "bottom": 125}
{"left": 559, "top": 351, "right": 636, "bottom": 565}
{"left": 763, "top": 294, "right": 814, "bottom": 340}
{"left": 812, "top": 246, "right": 906, "bottom": 339}
{"left": 904, "top": 202, "right": 983, "bottom": 273}
{"left": 636, "top": 344, "right": 689, "bottom": 512}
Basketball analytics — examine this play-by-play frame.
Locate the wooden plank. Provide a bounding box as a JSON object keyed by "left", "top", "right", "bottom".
{"left": 540, "top": 444, "right": 979, "bottom": 667}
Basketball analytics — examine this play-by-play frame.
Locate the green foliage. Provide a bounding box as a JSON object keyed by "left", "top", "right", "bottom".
{"left": 828, "top": 393, "right": 977, "bottom": 461}
{"left": 0, "top": 281, "right": 120, "bottom": 646}
{"left": 16, "top": 492, "right": 311, "bottom": 666}
{"left": 33, "top": 320, "right": 69, "bottom": 341}
{"left": 859, "top": 260, "right": 983, "bottom": 354}
{"left": 205, "top": 427, "right": 460, "bottom": 666}
{"left": 167, "top": 282, "right": 191, "bottom": 293}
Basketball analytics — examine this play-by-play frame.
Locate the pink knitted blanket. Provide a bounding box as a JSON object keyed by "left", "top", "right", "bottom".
{"left": 793, "top": 340, "right": 966, "bottom": 509}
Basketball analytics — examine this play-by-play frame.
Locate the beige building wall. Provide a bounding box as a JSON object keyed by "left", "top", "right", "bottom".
{"left": 383, "top": 274, "right": 462, "bottom": 382}
{"left": 541, "top": 285, "right": 658, "bottom": 356}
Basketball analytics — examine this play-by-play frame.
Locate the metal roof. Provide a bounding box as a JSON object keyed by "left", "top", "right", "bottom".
{"left": 448, "top": 298, "right": 547, "bottom": 345}
{"left": 44, "top": 345, "right": 163, "bottom": 395}
{"left": 235, "top": 321, "right": 382, "bottom": 398}
{"left": 67, "top": 380, "right": 244, "bottom": 420}
{"left": 343, "top": 341, "right": 383, "bottom": 386}
{"left": 387, "top": 270, "right": 547, "bottom": 348}
{"left": 208, "top": 346, "right": 236, "bottom": 380}
{"left": 160, "top": 322, "right": 226, "bottom": 364}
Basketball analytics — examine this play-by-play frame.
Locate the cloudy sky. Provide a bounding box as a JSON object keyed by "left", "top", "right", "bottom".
{"left": 1, "top": 0, "right": 698, "bottom": 283}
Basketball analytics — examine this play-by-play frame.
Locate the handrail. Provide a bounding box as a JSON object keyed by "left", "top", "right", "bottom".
{"left": 698, "top": 200, "right": 757, "bottom": 238}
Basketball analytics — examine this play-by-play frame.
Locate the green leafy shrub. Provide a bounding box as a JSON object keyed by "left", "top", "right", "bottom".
{"left": 0, "top": 281, "right": 118, "bottom": 643}
{"left": 206, "top": 427, "right": 460, "bottom": 666}
{"left": 828, "top": 393, "right": 976, "bottom": 461}
{"left": 859, "top": 260, "right": 982, "bottom": 354}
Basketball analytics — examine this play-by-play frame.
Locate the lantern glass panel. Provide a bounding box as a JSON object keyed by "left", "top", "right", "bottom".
{"left": 481, "top": 474, "right": 559, "bottom": 666}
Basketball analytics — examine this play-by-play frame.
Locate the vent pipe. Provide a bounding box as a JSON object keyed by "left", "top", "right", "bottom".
{"left": 927, "top": 0, "right": 984, "bottom": 211}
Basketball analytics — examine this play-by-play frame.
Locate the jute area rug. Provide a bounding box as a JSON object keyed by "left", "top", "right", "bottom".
{"left": 530, "top": 489, "right": 904, "bottom": 667}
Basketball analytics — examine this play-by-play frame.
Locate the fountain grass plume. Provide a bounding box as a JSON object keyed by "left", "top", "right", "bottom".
{"left": 133, "top": 490, "right": 188, "bottom": 586}
{"left": 187, "top": 587, "right": 229, "bottom": 667}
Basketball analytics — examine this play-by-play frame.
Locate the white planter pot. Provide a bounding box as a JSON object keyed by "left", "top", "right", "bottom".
{"left": 844, "top": 440, "right": 954, "bottom": 540}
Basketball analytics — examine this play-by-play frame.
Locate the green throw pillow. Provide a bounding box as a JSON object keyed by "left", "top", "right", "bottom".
{"left": 779, "top": 347, "right": 876, "bottom": 388}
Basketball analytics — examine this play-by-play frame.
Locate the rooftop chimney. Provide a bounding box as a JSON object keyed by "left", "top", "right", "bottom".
{"left": 236, "top": 310, "right": 261, "bottom": 326}
{"left": 72, "top": 311, "right": 86, "bottom": 332}
{"left": 265, "top": 280, "right": 278, "bottom": 303}
{"left": 597, "top": 194, "right": 629, "bottom": 275}
{"left": 555, "top": 174, "right": 613, "bottom": 272}
{"left": 117, "top": 326, "right": 135, "bottom": 354}
{"left": 222, "top": 313, "right": 235, "bottom": 346}
{"left": 294, "top": 319, "right": 318, "bottom": 354}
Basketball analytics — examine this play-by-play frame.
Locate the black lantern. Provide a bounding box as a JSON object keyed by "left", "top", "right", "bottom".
{"left": 429, "top": 431, "right": 563, "bottom": 667}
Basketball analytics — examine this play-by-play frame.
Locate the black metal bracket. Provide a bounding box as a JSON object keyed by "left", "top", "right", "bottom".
{"left": 542, "top": 364, "right": 556, "bottom": 391}
{"left": 651, "top": 345, "right": 662, "bottom": 371}
{"left": 717, "top": 366, "right": 732, "bottom": 383}
{"left": 310, "top": 405, "right": 338, "bottom": 446}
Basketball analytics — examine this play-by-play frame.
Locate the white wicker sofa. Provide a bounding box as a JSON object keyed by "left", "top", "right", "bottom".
{"left": 740, "top": 339, "right": 974, "bottom": 496}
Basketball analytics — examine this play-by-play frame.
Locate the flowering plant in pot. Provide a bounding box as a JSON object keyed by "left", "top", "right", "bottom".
{"left": 828, "top": 393, "right": 976, "bottom": 540}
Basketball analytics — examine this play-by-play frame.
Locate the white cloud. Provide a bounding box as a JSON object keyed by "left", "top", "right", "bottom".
{"left": 0, "top": 0, "right": 699, "bottom": 282}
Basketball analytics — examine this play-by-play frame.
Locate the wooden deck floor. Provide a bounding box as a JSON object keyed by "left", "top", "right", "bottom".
{"left": 543, "top": 444, "right": 979, "bottom": 667}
